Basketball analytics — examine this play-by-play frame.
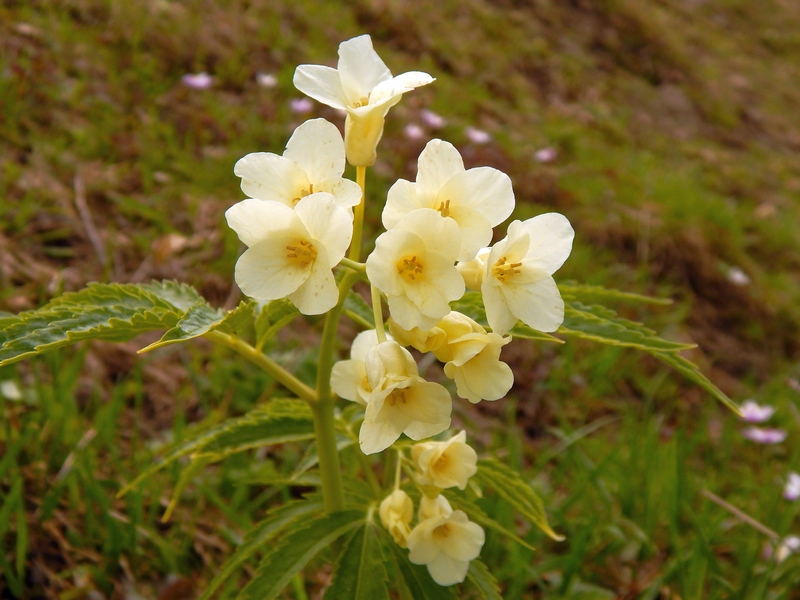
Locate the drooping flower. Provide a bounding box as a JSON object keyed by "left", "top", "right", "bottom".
{"left": 234, "top": 118, "right": 361, "bottom": 210}
{"left": 293, "top": 34, "right": 434, "bottom": 166}
{"left": 407, "top": 494, "right": 485, "bottom": 586}
{"left": 455, "top": 247, "right": 490, "bottom": 291}
{"left": 379, "top": 489, "right": 414, "bottom": 547}
{"left": 226, "top": 195, "right": 352, "bottom": 315}
{"left": 412, "top": 431, "right": 478, "bottom": 492}
{"left": 330, "top": 329, "right": 384, "bottom": 406}
{"left": 783, "top": 472, "right": 800, "bottom": 501}
{"left": 433, "top": 312, "right": 512, "bottom": 403}
{"left": 382, "top": 140, "right": 515, "bottom": 261}
{"left": 387, "top": 319, "right": 447, "bottom": 354}
{"left": 738, "top": 400, "right": 775, "bottom": 423}
{"left": 741, "top": 426, "right": 787, "bottom": 444}
{"left": 481, "top": 213, "right": 574, "bottom": 335}
{"left": 366, "top": 209, "right": 464, "bottom": 331}
{"left": 359, "top": 341, "right": 451, "bottom": 454}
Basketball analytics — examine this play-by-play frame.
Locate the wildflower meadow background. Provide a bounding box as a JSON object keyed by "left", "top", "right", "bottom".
{"left": 2, "top": 0, "right": 800, "bottom": 598}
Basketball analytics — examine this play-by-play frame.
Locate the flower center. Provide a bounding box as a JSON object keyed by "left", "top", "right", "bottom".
{"left": 387, "top": 389, "right": 407, "bottom": 406}
{"left": 434, "top": 453, "right": 449, "bottom": 472}
{"left": 291, "top": 183, "right": 314, "bottom": 205}
{"left": 352, "top": 95, "right": 371, "bottom": 108}
{"left": 396, "top": 255, "right": 424, "bottom": 283}
{"left": 435, "top": 199, "right": 451, "bottom": 218}
{"left": 432, "top": 523, "right": 452, "bottom": 540}
{"left": 285, "top": 240, "right": 317, "bottom": 269}
{"left": 491, "top": 257, "right": 522, "bottom": 283}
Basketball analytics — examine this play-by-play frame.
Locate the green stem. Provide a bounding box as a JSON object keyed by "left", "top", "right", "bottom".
{"left": 204, "top": 331, "right": 316, "bottom": 404}
{"left": 339, "top": 257, "right": 366, "bottom": 273}
{"left": 371, "top": 285, "right": 386, "bottom": 343}
{"left": 314, "top": 270, "right": 361, "bottom": 514}
{"left": 348, "top": 165, "right": 367, "bottom": 262}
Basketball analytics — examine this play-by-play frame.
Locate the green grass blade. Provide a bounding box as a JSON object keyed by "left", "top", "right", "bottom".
{"left": 238, "top": 509, "right": 365, "bottom": 600}
{"left": 466, "top": 559, "right": 503, "bottom": 600}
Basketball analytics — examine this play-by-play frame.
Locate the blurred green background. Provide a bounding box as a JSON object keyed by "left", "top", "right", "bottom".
{"left": 1, "top": 0, "right": 800, "bottom": 597}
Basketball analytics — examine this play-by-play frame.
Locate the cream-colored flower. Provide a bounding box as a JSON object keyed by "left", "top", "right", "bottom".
{"left": 412, "top": 431, "right": 477, "bottom": 491}
{"left": 226, "top": 195, "right": 352, "bottom": 315}
{"left": 293, "top": 35, "right": 434, "bottom": 166}
{"left": 359, "top": 341, "right": 451, "bottom": 455}
{"left": 379, "top": 489, "right": 414, "bottom": 548}
{"left": 455, "top": 247, "right": 490, "bottom": 291}
{"left": 433, "top": 312, "right": 513, "bottom": 403}
{"left": 418, "top": 493, "right": 453, "bottom": 521}
{"left": 407, "top": 497, "right": 485, "bottom": 586}
{"left": 383, "top": 140, "right": 514, "bottom": 261}
{"left": 482, "top": 213, "right": 574, "bottom": 335}
{"left": 330, "top": 329, "right": 384, "bottom": 406}
{"left": 366, "top": 209, "right": 464, "bottom": 331}
{"left": 234, "top": 119, "right": 361, "bottom": 209}
{"left": 387, "top": 320, "right": 447, "bottom": 354}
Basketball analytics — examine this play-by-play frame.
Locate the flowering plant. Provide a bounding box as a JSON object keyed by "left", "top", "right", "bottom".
{"left": 0, "top": 34, "right": 740, "bottom": 597}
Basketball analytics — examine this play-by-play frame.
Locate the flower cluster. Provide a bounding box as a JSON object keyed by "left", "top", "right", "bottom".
{"left": 379, "top": 432, "right": 484, "bottom": 585}
{"left": 226, "top": 34, "right": 573, "bottom": 587}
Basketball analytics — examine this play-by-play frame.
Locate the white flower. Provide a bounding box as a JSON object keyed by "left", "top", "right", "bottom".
{"left": 774, "top": 535, "right": 800, "bottom": 562}
{"left": 379, "top": 489, "right": 414, "bottom": 547}
{"left": 432, "top": 312, "right": 513, "bottom": 403}
{"left": 482, "top": 213, "right": 574, "bottom": 335}
{"left": 418, "top": 494, "right": 453, "bottom": 521}
{"left": 412, "top": 431, "right": 478, "bottom": 491}
{"left": 226, "top": 195, "right": 352, "bottom": 315}
{"left": 366, "top": 209, "right": 464, "bottom": 331}
{"left": 330, "top": 329, "right": 384, "bottom": 406}
{"left": 293, "top": 34, "right": 434, "bottom": 166}
{"left": 738, "top": 400, "right": 775, "bottom": 423}
{"left": 234, "top": 119, "right": 361, "bottom": 210}
{"left": 382, "top": 140, "right": 514, "bottom": 262}
{"left": 359, "top": 341, "right": 451, "bottom": 454}
{"left": 455, "top": 247, "right": 490, "bottom": 291}
{"left": 407, "top": 496, "right": 485, "bottom": 586}
{"left": 783, "top": 472, "right": 800, "bottom": 501}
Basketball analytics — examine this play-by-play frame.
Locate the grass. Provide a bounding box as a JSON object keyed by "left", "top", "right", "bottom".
{"left": 2, "top": 0, "right": 800, "bottom": 597}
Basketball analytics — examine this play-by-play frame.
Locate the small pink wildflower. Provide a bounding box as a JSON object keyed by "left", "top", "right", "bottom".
{"left": 289, "top": 97, "right": 314, "bottom": 114}
{"left": 403, "top": 123, "right": 425, "bottom": 141}
{"left": 783, "top": 472, "right": 800, "bottom": 501}
{"left": 534, "top": 147, "right": 558, "bottom": 163}
{"left": 181, "top": 72, "right": 214, "bottom": 89}
{"left": 465, "top": 126, "right": 491, "bottom": 144}
{"left": 727, "top": 266, "right": 751, "bottom": 286}
{"left": 256, "top": 73, "right": 278, "bottom": 88}
{"left": 739, "top": 400, "right": 775, "bottom": 423}
{"left": 421, "top": 109, "right": 446, "bottom": 128}
{"left": 742, "top": 427, "right": 787, "bottom": 444}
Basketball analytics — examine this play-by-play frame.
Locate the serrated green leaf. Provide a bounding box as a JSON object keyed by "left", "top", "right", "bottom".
{"left": 119, "top": 399, "right": 314, "bottom": 496}
{"left": 559, "top": 302, "right": 696, "bottom": 353}
{"left": 198, "top": 498, "right": 324, "bottom": 600}
{"left": 0, "top": 282, "right": 196, "bottom": 366}
{"left": 474, "top": 459, "right": 563, "bottom": 542}
{"left": 558, "top": 281, "right": 672, "bottom": 305}
{"left": 382, "top": 530, "right": 458, "bottom": 600}
{"left": 344, "top": 290, "right": 375, "bottom": 329}
{"left": 216, "top": 300, "right": 257, "bottom": 334}
{"left": 139, "top": 303, "right": 224, "bottom": 352}
{"left": 255, "top": 299, "right": 301, "bottom": 348}
{"left": 466, "top": 559, "right": 502, "bottom": 600}
{"left": 651, "top": 351, "right": 741, "bottom": 416}
{"left": 238, "top": 510, "right": 365, "bottom": 600}
{"left": 325, "top": 522, "right": 390, "bottom": 600}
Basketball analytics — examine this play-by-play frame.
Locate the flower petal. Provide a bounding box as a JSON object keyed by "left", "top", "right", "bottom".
{"left": 415, "top": 140, "right": 465, "bottom": 201}
{"left": 234, "top": 153, "right": 309, "bottom": 206}
{"left": 294, "top": 194, "right": 353, "bottom": 265}
{"left": 369, "top": 71, "right": 435, "bottom": 104}
{"left": 503, "top": 275, "right": 565, "bottom": 333}
{"left": 234, "top": 234, "right": 309, "bottom": 302}
{"left": 225, "top": 199, "right": 297, "bottom": 248}
{"left": 283, "top": 119, "right": 347, "bottom": 184}
{"left": 337, "top": 35, "right": 392, "bottom": 103}
{"left": 287, "top": 254, "right": 338, "bottom": 315}
{"left": 519, "top": 213, "right": 575, "bottom": 274}
{"left": 438, "top": 166, "right": 514, "bottom": 227}
{"left": 382, "top": 178, "right": 421, "bottom": 230}
{"left": 293, "top": 64, "right": 348, "bottom": 110}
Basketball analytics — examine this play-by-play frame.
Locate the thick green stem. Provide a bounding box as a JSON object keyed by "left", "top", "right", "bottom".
{"left": 371, "top": 285, "right": 386, "bottom": 343}
{"left": 314, "top": 270, "right": 361, "bottom": 514}
{"left": 204, "top": 331, "right": 316, "bottom": 404}
{"left": 348, "top": 165, "right": 367, "bottom": 262}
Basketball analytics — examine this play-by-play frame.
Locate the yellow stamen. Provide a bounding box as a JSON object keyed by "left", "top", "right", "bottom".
{"left": 291, "top": 183, "right": 314, "bottom": 205}
{"left": 285, "top": 239, "right": 317, "bottom": 269}
{"left": 396, "top": 255, "right": 424, "bottom": 283}
{"left": 491, "top": 257, "right": 522, "bottom": 283}
{"left": 435, "top": 199, "right": 451, "bottom": 218}
{"left": 387, "top": 389, "right": 407, "bottom": 406}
